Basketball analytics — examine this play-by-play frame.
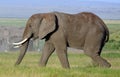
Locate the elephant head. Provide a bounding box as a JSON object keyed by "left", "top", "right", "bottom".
{"left": 13, "top": 13, "right": 57, "bottom": 65}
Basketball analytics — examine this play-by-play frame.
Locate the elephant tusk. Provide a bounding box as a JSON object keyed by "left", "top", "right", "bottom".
{"left": 12, "top": 38, "right": 28, "bottom": 45}
{"left": 13, "top": 45, "right": 21, "bottom": 48}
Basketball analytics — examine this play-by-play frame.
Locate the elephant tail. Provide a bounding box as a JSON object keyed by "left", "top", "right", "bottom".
{"left": 105, "top": 27, "right": 109, "bottom": 42}
{"left": 101, "top": 21, "right": 109, "bottom": 42}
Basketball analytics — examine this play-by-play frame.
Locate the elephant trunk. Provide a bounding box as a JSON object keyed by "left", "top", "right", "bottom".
{"left": 15, "top": 39, "right": 30, "bottom": 65}
{"left": 14, "top": 34, "right": 32, "bottom": 65}
{"left": 14, "top": 23, "right": 33, "bottom": 65}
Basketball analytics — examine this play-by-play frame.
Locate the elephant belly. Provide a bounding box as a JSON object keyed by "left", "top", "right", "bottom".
{"left": 67, "top": 36, "right": 85, "bottom": 49}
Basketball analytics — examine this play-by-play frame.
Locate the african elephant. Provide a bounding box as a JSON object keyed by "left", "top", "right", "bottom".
{"left": 13, "top": 12, "right": 111, "bottom": 68}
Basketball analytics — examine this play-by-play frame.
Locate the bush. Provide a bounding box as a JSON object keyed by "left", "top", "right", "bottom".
{"left": 104, "top": 31, "right": 120, "bottom": 51}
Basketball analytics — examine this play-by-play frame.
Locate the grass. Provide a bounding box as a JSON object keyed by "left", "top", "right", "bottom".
{"left": 103, "top": 20, "right": 120, "bottom": 50}
{"left": 0, "top": 51, "right": 120, "bottom": 77}
{"left": 0, "top": 18, "right": 27, "bottom": 26}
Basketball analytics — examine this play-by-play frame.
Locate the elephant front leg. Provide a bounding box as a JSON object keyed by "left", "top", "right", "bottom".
{"left": 56, "top": 48, "right": 70, "bottom": 69}
{"left": 39, "top": 42, "right": 55, "bottom": 67}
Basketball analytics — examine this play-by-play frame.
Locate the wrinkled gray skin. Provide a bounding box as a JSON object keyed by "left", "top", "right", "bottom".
{"left": 14, "top": 12, "right": 111, "bottom": 68}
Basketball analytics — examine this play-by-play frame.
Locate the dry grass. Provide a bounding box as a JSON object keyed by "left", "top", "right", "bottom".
{"left": 104, "top": 20, "right": 120, "bottom": 24}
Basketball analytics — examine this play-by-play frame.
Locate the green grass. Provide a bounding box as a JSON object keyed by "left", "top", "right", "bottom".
{"left": 0, "top": 51, "right": 120, "bottom": 77}
{"left": 104, "top": 20, "right": 120, "bottom": 34}
{"left": 103, "top": 20, "right": 120, "bottom": 51}
{"left": 0, "top": 18, "right": 27, "bottom": 26}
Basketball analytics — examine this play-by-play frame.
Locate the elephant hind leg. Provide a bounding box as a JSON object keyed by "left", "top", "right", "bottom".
{"left": 84, "top": 32, "right": 111, "bottom": 68}
{"left": 84, "top": 48, "right": 111, "bottom": 68}
{"left": 84, "top": 40, "right": 111, "bottom": 67}
{"left": 92, "top": 55, "right": 111, "bottom": 68}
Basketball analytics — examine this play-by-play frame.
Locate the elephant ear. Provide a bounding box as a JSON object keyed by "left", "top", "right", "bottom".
{"left": 39, "top": 14, "right": 56, "bottom": 39}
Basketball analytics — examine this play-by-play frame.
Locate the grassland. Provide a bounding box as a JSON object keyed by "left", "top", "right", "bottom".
{"left": 0, "top": 18, "right": 27, "bottom": 26}
{"left": 0, "top": 51, "right": 120, "bottom": 77}
{"left": 103, "top": 20, "right": 120, "bottom": 50}
{"left": 0, "top": 18, "right": 120, "bottom": 77}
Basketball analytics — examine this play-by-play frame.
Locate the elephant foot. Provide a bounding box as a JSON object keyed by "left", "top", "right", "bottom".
{"left": 99, "top": 61, "right": 111, "bottom": 68}
{"left": 61, "top": 64, "right": 70, "bottom": 69}
{"left": 92, "top": 59, "right": 111, "bottom": 68}
{"left": 39, "top": 63, "right": 46, "bottom": 67}
{"left": 92, "top": 61, "right": 99, "bottom": 67}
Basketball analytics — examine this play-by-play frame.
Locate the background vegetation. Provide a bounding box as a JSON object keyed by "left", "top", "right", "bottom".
{"left": 0, "top": 18, "right": 120, "bottom": 77}
{"left": 0, "top": 18, "right": 120, "bottom": 50}
{"left": 104, "top": 20, "right": 120, "bottom": 50}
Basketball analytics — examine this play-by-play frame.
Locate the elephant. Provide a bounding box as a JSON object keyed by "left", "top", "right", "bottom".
{"left": 13, "top": 12, "right": 111, "bottom": 68}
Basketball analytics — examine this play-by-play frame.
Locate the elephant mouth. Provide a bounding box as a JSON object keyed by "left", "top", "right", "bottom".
{"left": 12, "top": 38, "right": 28, "bottom": 48}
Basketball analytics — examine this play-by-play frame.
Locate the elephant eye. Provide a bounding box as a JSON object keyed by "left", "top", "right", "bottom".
{"left": 29, "top": 25, "right": 32, "bottom": 28}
